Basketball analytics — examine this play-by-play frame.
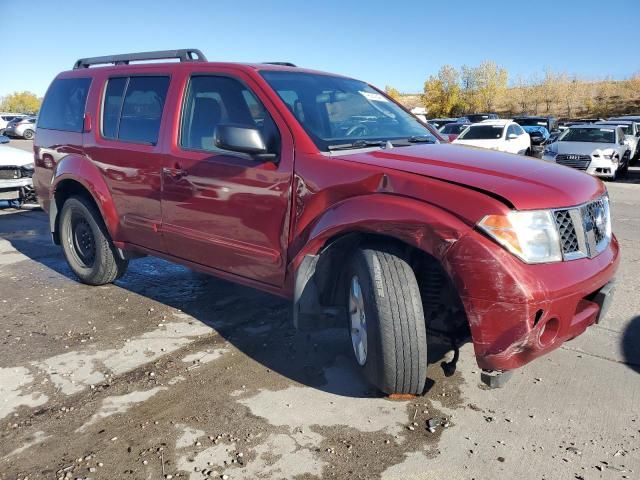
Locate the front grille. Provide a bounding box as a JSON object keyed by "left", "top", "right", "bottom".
{"left": 553, "top": 196, "right": 610, "bottom": 260}
{"left": 0, "top": 168, "right": 20, "bottom": 180}
{"left": 554, "top": 210, "right": 579, "bottom": 254}
{"left": 556, "top": 154, "right": 591, "bottom": 170}
{"left": 582, "top": 197, "right": 607, "bottom": 246}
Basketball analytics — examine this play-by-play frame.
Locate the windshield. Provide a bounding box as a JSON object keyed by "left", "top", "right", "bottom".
{"left": 457, "top": 124, "right": 504, "bottom": 140}
{"left": 514, "top": 118, "right": 548, "bottom": 127}
{"left": 260, "top": 71, "right": 437, "bottom": 150}
{"left": 440, "top": 123, "right": 469, "bottom": 134}
{"left": 559, "top": 127, "right": 615, "bottom": 143}
{"left": 599, "top": 123, "right": 630, "bottom": 134}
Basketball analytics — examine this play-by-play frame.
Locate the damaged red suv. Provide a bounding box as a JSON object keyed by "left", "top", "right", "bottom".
{"left": 33, "top": 49, "right": 618, "bottom": 394}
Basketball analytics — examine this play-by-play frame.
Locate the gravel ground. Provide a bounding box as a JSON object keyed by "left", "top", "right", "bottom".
{"left": 1, "top": 140, "right": 639, "bottom": 479}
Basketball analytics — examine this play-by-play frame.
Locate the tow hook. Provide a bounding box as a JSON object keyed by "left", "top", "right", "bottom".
{"left": 480, "top": 369, "right": 513, "bottom": 389}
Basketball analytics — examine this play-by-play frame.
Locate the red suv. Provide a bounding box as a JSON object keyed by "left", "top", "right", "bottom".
{"left": 33, "top": 49, "right": 618, "bottom": 395}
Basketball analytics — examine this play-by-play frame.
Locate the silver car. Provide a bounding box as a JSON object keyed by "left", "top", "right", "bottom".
{"left": 0, "top": 113, "right": 27, "bottom": 135}
{"left": 0, "top": 136, "right": 36, "bottom": 205}
{"left": 542, "top": 124, "right": 630, "bottom": 180}
{"left": 4, "top": 116, "right": 37, "bottom": 140}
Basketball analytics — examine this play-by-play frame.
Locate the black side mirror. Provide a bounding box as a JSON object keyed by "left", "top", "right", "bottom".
{"left": 0, "top": 135, "right": 9, "bottom": 144}
{"left": 214, "top": 124, "right": 276, "bottom": 160}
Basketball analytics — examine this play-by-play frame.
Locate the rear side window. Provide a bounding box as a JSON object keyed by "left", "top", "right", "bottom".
{"left": 101, "top": 76, "right": 170, "bottom": 145}
{"left": 38, "top": 77, "right": 91, "bottom": 132}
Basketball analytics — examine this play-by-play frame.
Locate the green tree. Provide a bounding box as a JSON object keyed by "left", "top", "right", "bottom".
{"left": 384, "top": 85, "right": 401, "bottom": 101}
{"left": 0, "top": 91, "right": 42, "bottom": 114}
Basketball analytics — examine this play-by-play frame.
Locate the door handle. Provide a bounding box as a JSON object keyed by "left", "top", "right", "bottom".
{"left": 163, "top": 166, "right": 188, "bottom": 179}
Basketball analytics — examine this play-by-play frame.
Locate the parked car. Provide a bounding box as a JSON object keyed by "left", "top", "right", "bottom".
{"left": 465, "top": 113, "right": 499, "bottom": 123}
{"left": 608, "top": 115, "right": 640, "bottom": 122}
{"left": 453, "top": 120, "right": 531, "bottom": 155}
{"left": 513, "top": 115, "right": 558, "bottom": 134}
{"left": 427, "top": 118, "right": 458, "bottom": 129}
{"left": 438, "top": 122, "right": 470, "bottom": 142}
{"left": 521, "top": 125, "right": 550, "bottom": 157}
{"left": 0, "top": 135, "right": 36, "bottom": 206}
{"left": 0, "top": 113, "right": 27, "bottom": 135}
{"left": 34, "top": 49, "right": 618, "bottom": 395}
{"left": 4, "top": 116, "right": 37, "bottom": 139}
{"left": 596, "top": 120, "right": 640, "bottom": 161}
{"left": 542, "top": 124, "right": 630, "bottom": 180}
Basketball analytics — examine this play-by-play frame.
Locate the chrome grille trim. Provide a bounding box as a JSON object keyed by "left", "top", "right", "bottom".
{"left": 555, "top": 154, "right": 591, "bottom": 170}
{"left": 552, "top": 195, "right": 611, "bottom": 261}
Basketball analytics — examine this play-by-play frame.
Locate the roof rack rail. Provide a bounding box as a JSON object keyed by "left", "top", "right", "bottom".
{"left": 73, "top": 49, "right": 207, "bottom": 69}
{"left": 262, "top": 62, "right": 297, "bottom": 67}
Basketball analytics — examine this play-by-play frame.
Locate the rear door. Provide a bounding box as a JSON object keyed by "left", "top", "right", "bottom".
{"left": 83, "top": 72, "right": 171, "bottom": 252}
{"left": 161, "top": 70, "right": 294, "bottom": 287}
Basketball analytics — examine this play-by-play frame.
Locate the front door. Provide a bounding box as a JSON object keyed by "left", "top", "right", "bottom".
{"left": 161, "top": 73, "right": 293, "bottom": 287}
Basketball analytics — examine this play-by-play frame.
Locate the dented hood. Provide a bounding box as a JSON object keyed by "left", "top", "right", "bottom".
{"left": 334, "top": 143, "right": 605, "bottom": 210}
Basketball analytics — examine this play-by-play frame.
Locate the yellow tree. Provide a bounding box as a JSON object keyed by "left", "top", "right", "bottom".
{"left": 384, "top": 85, "right": 401, "bottom": 101}
{"left": 474, "top": 61, "right": 508, "bottom": 112}
{"left": 422, "top": 65, "right": 461, "bottom": 117}
{"left": 0, "top": 91, "right": 42, "bottom": 114}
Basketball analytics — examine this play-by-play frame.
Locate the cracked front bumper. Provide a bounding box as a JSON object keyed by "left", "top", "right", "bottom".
{"left": 444, "top": 229, "right": 620, "bottom": 371}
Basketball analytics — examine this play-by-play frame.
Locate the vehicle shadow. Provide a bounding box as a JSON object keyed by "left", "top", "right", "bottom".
{"left": 622, "top": 315, "right": 640, "bottom": 374}
{"left": 1, "top": 209, "right": 455, "bottom": 399}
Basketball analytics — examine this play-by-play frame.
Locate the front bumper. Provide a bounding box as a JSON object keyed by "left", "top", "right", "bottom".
{"left": 0, "top": 178, "right": 34, "bottom": 201}
{"left": 445, "top": 229, "right": 620, "bottom": 371}
{"left": 542, "top": 154, "right": 618, "bottom": 178}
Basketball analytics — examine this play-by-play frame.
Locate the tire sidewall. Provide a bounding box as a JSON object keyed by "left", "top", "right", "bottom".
{"left": 23, "top": 129, "right": 34, "bottom": 140}
{"left": 346, "top": 249, "right": 384, "bottom": 385}
{"left": 60, "top": 197, "right": 110, "bottom": 283}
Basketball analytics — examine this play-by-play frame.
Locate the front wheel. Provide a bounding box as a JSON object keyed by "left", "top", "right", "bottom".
{"left": 345, "top": 247, "right": 428, "bottom": 395}
{"left": 60, "top": 196, "right": 128, "bottom": 285}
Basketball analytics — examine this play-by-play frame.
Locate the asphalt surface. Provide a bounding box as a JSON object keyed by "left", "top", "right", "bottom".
{"left": 1, "top": 140, "right": 639, "bottom": 480}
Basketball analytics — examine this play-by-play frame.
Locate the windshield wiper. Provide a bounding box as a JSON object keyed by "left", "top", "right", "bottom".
{"left": 406, "top": 135, "right": 436, "bottom": 143}
{"left": 327, "top": 140, "right": 387, "bottom": 151}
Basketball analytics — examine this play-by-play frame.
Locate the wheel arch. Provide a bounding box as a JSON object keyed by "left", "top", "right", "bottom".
{"left": 50, "top": 157, "right": 119, "bottom": 245}
{"left": 291, "top": 194, "right": 472, "bottom": 337}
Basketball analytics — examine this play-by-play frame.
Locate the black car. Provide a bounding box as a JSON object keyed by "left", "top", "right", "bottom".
{"left": 513, "top": 115, "right": 559, "bottom": 133}
{"left": 465, "top": 113, "right": 499, "bottom": 123}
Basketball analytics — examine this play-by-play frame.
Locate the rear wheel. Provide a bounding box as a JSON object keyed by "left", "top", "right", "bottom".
{"left": 345, "top": 247, "right": 428, "bottom": 395}
{"left": 60, "top": 196, "right": 128, "bottom": 285}
{"left": 22, "top": 129, "right": 34, "bottom": 140}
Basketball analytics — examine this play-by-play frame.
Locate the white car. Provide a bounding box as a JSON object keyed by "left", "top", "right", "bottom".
{"left": 0, "top": 136, "right": 36, "bottom": 206}
{"left": 453, "top": 120, "right": 531, "bottom": 155}
{"left": 596, "top": 121, "right": 640, "bottom": 160}
{"left": 542, "top": 125, "right": 630, "bottom": 180}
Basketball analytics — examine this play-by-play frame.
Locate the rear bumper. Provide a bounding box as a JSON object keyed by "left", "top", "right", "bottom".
{"left": 445, "top": 229, "right": 620, "bottom": 371}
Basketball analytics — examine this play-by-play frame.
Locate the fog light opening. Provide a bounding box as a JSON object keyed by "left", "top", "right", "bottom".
{"left": 539, "top": 317, "right": 560, "bottom": 346}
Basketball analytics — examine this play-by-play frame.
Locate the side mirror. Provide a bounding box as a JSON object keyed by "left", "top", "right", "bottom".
{"left": 507, "top": 133, "right": 518, "bottom": 140}
{"left": 0, "top": 135, "right": 9, "bottom": 144}
{"left": 214, "top": 124, "right": 275, "bottom": 160}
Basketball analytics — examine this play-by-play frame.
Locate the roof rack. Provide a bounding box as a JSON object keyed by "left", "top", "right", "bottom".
{"left": 262, "top": 62, "right": 297, "bottom": 67}
{"left": 73, "top": 49, "right": 207, "bottom": 69}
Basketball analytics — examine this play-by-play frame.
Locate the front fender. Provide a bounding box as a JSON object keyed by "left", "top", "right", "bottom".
{"left": 289, "top": 193, "right": 473, "bottom": 278}
{"left": 51, "top": 155, "right": 120, "bottom": 241}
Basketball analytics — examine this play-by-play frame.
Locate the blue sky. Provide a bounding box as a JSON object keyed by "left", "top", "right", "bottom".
{"left": 2, "top": 0, "right": 638, "bottom": 97}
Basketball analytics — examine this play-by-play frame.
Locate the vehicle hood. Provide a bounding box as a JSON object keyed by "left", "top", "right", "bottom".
{"left": 0, "top": 145, "right": 34, "bottom": 167}
{"left": 334, "top": 144, "right": 605, "bottom": 210}
{"left": 553, "top": 141, "right": 620, "bottom": 155}
{"left": 452, "top": 138, "right": 503, "bottom": 150}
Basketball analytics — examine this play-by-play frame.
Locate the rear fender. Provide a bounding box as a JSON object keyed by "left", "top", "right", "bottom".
{"left": 50, "top": 155, "right": 119, "bottom": 242}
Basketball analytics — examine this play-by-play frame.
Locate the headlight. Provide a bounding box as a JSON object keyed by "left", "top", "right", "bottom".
{"left": 478, "top": 210, "right": 562, "bottom": 264}
{"left": 23, "top": 162, "right": 34, "bottom": 170}
{"left": 593, "top": 150, "right": 617, "bottom": 160}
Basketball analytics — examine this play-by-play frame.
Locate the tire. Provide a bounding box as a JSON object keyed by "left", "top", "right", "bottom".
{"left": 22, "top": 129, "right": 34, "bottom": 140}
{"left": 345, "top": 247, "right": 428, "bottom": 395}
{"left": 59, "top": 196, "right": 128, "bottom": 285}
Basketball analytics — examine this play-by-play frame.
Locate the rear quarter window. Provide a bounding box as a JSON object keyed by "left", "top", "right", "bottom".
{"left": 38, "top": 77, "right": 91, "bottom": 132}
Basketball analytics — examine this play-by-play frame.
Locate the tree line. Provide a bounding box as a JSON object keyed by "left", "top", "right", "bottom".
{"left": 0, "top": 92, "right": 42, "bottom": 114}
{"left": 387, "top": 63, "right": 640, "bottom": 119}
